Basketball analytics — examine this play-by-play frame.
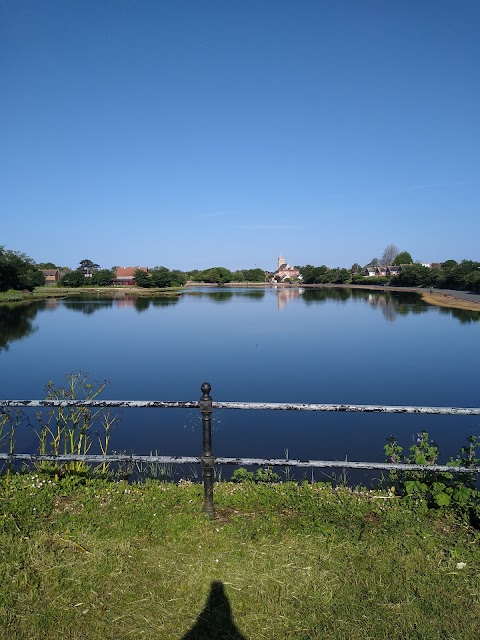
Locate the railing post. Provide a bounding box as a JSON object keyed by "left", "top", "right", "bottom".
{"left": 199, "top": 382, "right": 215, "bottom": 519}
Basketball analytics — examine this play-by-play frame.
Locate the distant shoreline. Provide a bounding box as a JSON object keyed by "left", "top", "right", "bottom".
{"left": 184, "top": 282, "right": 480, "bottom": 312}
{"left": 2, "top": 283, "right": 479, "bottom": 313}
{"left": 299, "top": 283, "right": 480, "bottom": 312}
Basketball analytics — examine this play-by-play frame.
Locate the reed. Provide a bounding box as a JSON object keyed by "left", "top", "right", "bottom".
{"left": 33, "top": 372, "right": 118, "bottom": 477}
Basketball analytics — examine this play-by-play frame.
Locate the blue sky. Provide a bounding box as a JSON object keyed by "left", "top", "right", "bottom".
{"left": 1, "top": 0, "right": 479, "bottom": 271}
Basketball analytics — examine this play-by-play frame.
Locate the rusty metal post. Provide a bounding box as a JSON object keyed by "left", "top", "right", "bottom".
{"left": 199, "top": 382, "right": 215, "bottom": 519}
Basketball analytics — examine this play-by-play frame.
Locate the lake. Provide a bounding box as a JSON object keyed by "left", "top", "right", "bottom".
{"left": 1, "top": 287, "right": 479, "bottom": 478}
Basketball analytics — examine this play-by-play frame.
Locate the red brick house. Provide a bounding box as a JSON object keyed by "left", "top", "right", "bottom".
{"left": 113, "top": 267, "right": 148, "bottom": 286}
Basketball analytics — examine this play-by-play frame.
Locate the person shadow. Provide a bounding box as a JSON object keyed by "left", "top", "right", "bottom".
{"left": 181, "top": 580, "right": 248, "bottom": 639}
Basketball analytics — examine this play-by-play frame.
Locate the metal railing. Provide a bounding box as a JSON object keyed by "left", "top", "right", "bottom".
{"left": 1, "top": 382, "right": 480, "bottom": 518}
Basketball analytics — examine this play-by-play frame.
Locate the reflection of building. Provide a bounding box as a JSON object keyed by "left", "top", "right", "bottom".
{"left": 115, "top": 297, "right": 136, "bottom": 308}
{"left": 271, "top": 257, "right": 302, "bottom": 282}
{"left": 277, "top": 287, "right": 303, "bottom": 311}
{"left": 367, "top": 293, "right": 397, "bottom": 322}
{"left": 113, "top": 267, "right": 148, "bottom": 286}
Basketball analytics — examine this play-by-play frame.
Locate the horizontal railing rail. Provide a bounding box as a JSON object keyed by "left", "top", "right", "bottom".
{"left": 1, "top": 382, "right": 479, "bottom": 518}
{"left": 0, "top": 453, "right": 477, "bottom": 475}
{"left": 2, "top": 399, "right": 480, "bottom": 416}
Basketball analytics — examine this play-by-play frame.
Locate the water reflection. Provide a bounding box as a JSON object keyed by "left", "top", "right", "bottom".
{"left": 0, "top": 302, "right": 45, "bottom": 351}
{"left": 63, "top": 299, "right": 114, "bottom": 315}
{"left": 151, "top": 296, "right": 180, "bottom": 308}
{"left": 133, "top": 296, "right": 180, "bottom": 311}
{"left": 233, "top": 289, "right": 265, "bottom": 300}
{"left": 300, "top": 288, "right": 433, "bottom": 323}
{"left": 63, "top": 295, "right": 180, "bottom": 314}
{"left": 206, "top": 291, "right": 234, "bottom": 303}
{"left": 185, "top": 289, "right": 265, "bottom": 303}
{"left": 439, "top": 306, "right": 480, "bottom": 324}
{"left": 1, "top": 289, "right": 477, "bottom": 357}
{"left": 276, "top": 287, "right": 303, "bottom": 311}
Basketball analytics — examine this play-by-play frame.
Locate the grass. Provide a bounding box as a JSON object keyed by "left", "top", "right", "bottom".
{"left": 0, "top": 285, "right": 182, "bottom": 303}
{"left": 1, "top": 474, "right": 479, "bottom": 639}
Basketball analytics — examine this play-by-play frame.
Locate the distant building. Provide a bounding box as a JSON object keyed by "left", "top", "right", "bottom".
{"left": 41, "top": 269, "right": 61, "bottom": 284}
{"left": 113, "top": 267, "right": 149, "bottom": 286}
{"left": 271, "top": 257, "right": 302, "bottom": 282}
{"left": 364, "top": 265, "right": 407, "bottom": 277}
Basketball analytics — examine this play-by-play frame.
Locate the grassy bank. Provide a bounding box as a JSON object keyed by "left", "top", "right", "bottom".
{"left": 1, "top": 474, "right": 479, "bottom": 639}
{"left": 0, "top": 286, "right": 182, "bottom": 303}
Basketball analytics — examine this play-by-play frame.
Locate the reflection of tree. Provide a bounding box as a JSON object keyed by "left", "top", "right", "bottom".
{"left": 302, "top": 288, "right": 351, "bottom": 304}
{"left": 151, "top": 296, "right": 180, "bottom": 307}
{"left": 206, "top": 292, "right": 234, "bottom": 303}
{"left": 113, "top": 296, "right": 180, "bottom": 310}
{"left": 0, "top": 302, "right": 45, "bottom": 351}
{"left": 300, "top": 288, "right": 439, "bottom": 323}
{"left": 63, "top": 299, "right": 113, "bottom": 315}
{"left": 233, "top": 290, "right": 265, "bottom": 300}
{"left": 134, "top": 298, "right": 150, "bottom": 312}
{"left": 439, "top": 306, "right": 480, "bottom": 324}
{"left": 182, "top": 581, "right": 247, "bottom": 640}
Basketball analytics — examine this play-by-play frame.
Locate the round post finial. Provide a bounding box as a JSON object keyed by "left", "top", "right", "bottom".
{"left": 201, "top": 382, "right": 211, "bottom": 396}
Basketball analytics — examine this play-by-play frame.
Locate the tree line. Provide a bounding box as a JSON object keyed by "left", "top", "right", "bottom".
{"left": 298, "top": 260, "right": 480, "bottom": 292}
{"left": 56, "top": 261, "right": 267, "bottom": 288}
{"left": 0, "top": 247, "right": 45, "bottom": 291}
{"left": 2, "top": 245, "right": 479, "bottom": 294}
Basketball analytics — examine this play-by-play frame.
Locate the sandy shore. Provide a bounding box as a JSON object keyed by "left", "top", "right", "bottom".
{"left": 419, "top": 290, "right": 480, "bottom": 312}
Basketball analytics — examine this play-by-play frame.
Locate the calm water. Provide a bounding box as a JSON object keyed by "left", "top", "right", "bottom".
{"left": 1, "top": 287, "right": 479, "bottom": 473}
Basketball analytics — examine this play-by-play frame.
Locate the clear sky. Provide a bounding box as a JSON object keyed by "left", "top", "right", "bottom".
{"left": 1, "top": 0, "right": 479, "bottom": 271}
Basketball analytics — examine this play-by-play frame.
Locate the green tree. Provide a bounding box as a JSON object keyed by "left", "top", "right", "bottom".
{"left": 59, "top": 270, "right": 85, "bottom": 287}
{"left": 230, "top": 270, "right": 246, "bottom": 282}
{"left": 169, "top": 270, "right": 187, "bottom": 286}
{"left": 393, "top": 251, "right": 413, "bottom": 266}
{"left": 243, "top": 268, "right": 266, "bottom": 282}
{"left": 78, "top": 259, "right": 100, "bottom": 276}
{"left": 465, "top": 270, "right": 480, "bottom": 293}
{"left": 134, "top": 269, "right": 152, "bottom": 288}
{"left": 91, "top": 269, "right": 114, "bottom": 287}
{"left": 0, "top": 247, "right": 45, "bottom": 291}
{"left": 150, "top": 267, "right": 172, "bottom": 288}
{"left": 394, "top": 264, "right": 432, "bottom": 287}
{"left": 201, "top": 267, "right": 232, "bottom": 284}
{"left": 299, "top": 265, "right": 329, "bottom": 284}
{"left": 441, "top": 259, "right": 458, "bottom": 270}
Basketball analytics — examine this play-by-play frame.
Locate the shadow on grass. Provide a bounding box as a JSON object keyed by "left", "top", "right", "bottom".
{"left": 182, "top": 581, "right": 247, "bottom": 639}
